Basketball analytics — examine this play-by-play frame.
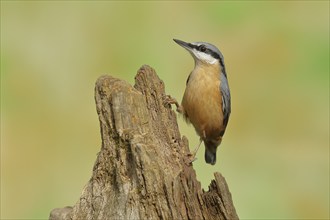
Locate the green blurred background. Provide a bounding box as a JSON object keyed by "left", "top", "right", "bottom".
{"left": 1, "top": 1, "right": 329, "bottom": 219}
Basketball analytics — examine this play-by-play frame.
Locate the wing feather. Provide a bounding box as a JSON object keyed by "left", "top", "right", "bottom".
{"left": 220, "top": 72, "right": 231, "bottom": 129}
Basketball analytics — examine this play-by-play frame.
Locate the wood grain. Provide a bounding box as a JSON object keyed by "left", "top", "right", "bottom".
{"left": 49, "top": 65, "right": 238, "bottom": 220}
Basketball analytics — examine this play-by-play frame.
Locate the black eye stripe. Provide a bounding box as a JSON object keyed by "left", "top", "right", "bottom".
{"left": 188, "top": 43, "right": 224, "bottom": 69}
{"left": 210, "top": 51, "right": 221, "bottom": 61}
{"left": 187, "top": 42, "right": 226, "bottom": 76}
{"left": 199, "top": 45, "right": 206, "bottom": 52}
{"left": 190, "top": 44, "right": 208, "bottom": 52}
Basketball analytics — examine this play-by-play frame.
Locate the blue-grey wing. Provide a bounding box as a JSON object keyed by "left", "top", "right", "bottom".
{"left": 220, "top": 72, "right": 231, "bottom": 129}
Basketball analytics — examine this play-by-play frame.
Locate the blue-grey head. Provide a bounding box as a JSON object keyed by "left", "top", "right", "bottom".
{"left": 173, "top": 39, "right": 226, "bottom": 73}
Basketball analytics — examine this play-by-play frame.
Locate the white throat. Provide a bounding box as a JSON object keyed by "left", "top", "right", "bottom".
{"left": 191, "top": 50, "right": 217, "bottom": 65}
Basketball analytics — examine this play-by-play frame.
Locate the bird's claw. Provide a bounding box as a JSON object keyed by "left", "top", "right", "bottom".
{"left": 163, "top": 95, "right": 183, "bottom": 113}
{"left": 186, "top": 153, "right": 198, "bottom": 165}
{"left": 163, "top": 94, "right": 177, "bottom": 106}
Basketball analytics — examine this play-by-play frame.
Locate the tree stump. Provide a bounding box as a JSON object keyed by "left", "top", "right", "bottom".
{"left": 49, "top": 65, "right": 238, "bottom": 220}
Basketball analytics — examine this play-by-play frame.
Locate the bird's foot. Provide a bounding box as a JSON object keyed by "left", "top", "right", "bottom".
{"left": 185, "top": 138, "right": 203, "bottom": 165}
{"left": 186, "top": 152, "right": 198, "bottom": 165}
{"left": 163, "top": 95, "right": 183, "bottom": 113}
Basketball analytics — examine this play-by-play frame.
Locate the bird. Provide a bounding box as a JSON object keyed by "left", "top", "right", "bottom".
{"left": 165, "top": 39, "right": 231, "bottom": 165}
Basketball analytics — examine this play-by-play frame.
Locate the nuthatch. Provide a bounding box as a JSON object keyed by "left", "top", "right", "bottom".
{"left": 166, "top": 39, "right": 231, "bottom": 165}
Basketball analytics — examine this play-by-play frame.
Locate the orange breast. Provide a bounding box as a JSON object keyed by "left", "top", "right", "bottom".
{"left": 181, "top": 64, "right": 224, "bottom": 140}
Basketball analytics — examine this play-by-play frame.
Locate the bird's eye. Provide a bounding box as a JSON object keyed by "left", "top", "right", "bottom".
{"left": 199, "top": 45, "right": 206, "bottom": 52}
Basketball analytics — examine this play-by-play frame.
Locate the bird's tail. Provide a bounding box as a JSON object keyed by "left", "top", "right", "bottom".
{"left": 204, "top": 138, "right": 221, "bottom": 165}
{"left": 205, "top": 148, "right": 216, "bottom": 165}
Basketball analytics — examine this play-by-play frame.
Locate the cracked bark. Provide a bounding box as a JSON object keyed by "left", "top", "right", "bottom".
{"left": 49, "top": 65, "right": 239, "bottom": 220}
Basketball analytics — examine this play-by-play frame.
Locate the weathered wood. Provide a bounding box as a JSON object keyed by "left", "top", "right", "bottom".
{"left": 49, "top": 65, "right": 238, "bottom": 220}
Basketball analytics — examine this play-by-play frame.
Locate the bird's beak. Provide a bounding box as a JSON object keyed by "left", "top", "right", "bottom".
{"left": 173, "top": 39, "right": 193, "bottom": 52}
